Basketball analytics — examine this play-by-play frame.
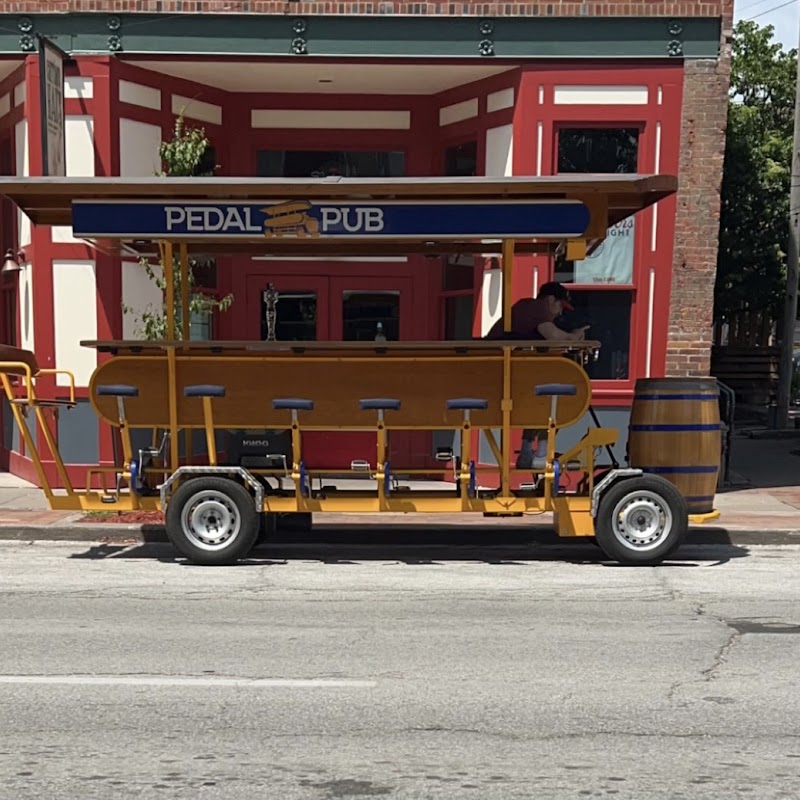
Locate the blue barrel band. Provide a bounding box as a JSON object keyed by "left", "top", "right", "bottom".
{"left": 640, "top": 466, "right": 719, "bottom": 475}
{"left": 630, "top": 423, "right": 721, "bottom": 432}
{"left": 684, "top": 495, "right": 716, "bottom": 503}
{"left": 636, "top": 394, "right": 719, "bottom": 401}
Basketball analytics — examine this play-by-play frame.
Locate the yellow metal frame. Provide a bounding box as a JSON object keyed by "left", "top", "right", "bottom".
{"left": 0, "top": 173, "right": 721, "bottom": 545}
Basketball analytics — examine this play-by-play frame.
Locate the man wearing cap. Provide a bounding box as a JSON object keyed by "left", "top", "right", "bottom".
{"left": 485, "top": 282, "right": 589, "bottom": 469}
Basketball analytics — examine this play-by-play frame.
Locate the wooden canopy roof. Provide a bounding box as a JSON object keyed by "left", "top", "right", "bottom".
{"left": 0, "top": 174, "right": 677, "bottom": 258}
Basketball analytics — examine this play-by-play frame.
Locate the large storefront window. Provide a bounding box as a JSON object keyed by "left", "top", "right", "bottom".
{"left": 257, "top": 150, "right": 405, "bottom": 178}
{"left": 342, "top": 291, "right": 400, "bottom": 341}
{"left": 554, "top": 126, "right": 640, "bottom": 380}
{"left": 558, "top": 290, "right": 632, "bottom": 380}
{"left": 260, "top": 291, "right": 318, "bottom": 341}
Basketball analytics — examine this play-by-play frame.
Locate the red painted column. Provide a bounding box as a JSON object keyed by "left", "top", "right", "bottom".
{"left": 217, "top": 94, "right": 249, "bottom": 341}
{"left": 91, "top": 57, "right": 120, "bottom": 468}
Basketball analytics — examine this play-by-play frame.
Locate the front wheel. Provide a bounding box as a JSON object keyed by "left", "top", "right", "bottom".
{"left": 594, "top": 475, "right": 688, "bottom": 566}
{"left": 165, "top": 477, "right": 259, "bottom": 566}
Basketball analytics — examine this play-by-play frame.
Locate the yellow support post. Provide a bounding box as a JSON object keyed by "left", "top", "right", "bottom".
{"left": 375, "top": 414, "right": 388, "bottom": 510}
{"left": 500, "top": 238, "right": 515, "bottom": 497}
{"left": 290, "top": 410, "right": 304, "bottom": 508}
{"left": 179, "top": 243, "right": 193, "bottom": 466}
{"left": 542, "top": 395, "right": 558, "bottom": 509}
{"left": 458, "top": 415, "right": 472, "bottom": 509}
{"left": 161, "top": 241, "right": 180, "bottom": 473}
{"left": 501, "top": 346, "right": 512, "bottom": 498}
{"left": 201, "top": 397, "right": 218, "bottom": 467}
{"left": 179, "top": 243, "right": 191, "bottom": 342}
{"left": 161, "top": 241, "right": 176, "bottom": 342}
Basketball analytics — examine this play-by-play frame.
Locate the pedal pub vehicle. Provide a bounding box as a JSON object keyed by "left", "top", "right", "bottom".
{"left": 0, "top": 174, "right": 722, "bottom": 566}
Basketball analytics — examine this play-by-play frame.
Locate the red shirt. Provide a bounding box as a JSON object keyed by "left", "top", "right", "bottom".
{"left": 484, "top": 297, "right": 556, "bottom": 340}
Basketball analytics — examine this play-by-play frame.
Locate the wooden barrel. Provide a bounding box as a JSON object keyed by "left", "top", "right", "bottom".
{"left": 627, "top": 378, "right": 721, "bottom": 514}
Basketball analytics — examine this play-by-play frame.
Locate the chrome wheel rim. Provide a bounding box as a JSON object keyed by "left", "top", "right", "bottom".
{"left": 179, "top": 490, "right": 241, "bottom": 551}
{"left": 610, "top": 489, "right": 673, "bottom": 552}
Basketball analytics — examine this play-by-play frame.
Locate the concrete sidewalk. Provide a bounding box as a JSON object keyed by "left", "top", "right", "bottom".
{"left": 0, "top": 431, "right": 797, "bottom": 540}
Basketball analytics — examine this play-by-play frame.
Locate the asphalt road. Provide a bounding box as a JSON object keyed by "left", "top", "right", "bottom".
{"left": 1, "top": 537, "right": 799, "bottom": 800}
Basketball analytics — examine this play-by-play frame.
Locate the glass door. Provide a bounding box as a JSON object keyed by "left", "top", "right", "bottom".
{"left": 327, "top": 277, "right": 416, "bottom": 468}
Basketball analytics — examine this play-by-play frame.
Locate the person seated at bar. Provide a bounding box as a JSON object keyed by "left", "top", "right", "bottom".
{"left": 485, "top": 281, "right": 589, "bottom": 469}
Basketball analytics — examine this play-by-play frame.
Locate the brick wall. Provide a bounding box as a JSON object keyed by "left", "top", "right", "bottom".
{"left": 0, "top": 0, "right": 729, "bottom": 15}
{"left": 666, "top": 14, "right": 732, "bottom": 378}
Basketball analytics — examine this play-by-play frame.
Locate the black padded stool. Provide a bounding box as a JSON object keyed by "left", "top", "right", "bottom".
{"left": 97, "top": 384, "right": 139, "bottom": 464}
{"left": 96, "top": 384, "right": 140, "bottom": 499}
{"left": 446, "top": 398, "right": 488, "bottom": 499}
{"left": 272, "top": 398, "right": 315, "bottom": 498}
{"left": 358, "top": 398, "right": 401, "bottom": 498}
{"left": 533, "top": 383, "right": 577, "bottom": 491}
{"left": 184, "top": 384, "right": 226, "bottom": 467}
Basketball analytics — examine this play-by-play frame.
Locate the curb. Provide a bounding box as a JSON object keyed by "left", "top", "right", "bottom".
{"left": 0, "top": 523, "right": 798, "bottom": 548}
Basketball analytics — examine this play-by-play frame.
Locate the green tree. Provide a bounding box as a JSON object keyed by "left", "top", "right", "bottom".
{"left": 715, "top": 21, "right": 797, "bottom": 330}
{"left": 122, "top": 114, "right": 233, "bottom": 340}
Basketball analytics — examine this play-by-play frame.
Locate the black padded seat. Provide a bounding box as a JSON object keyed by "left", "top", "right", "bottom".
{"left": 184, "top": 384, "right": 226, "bottom": 398}
{"left": 446, "top": 398, "right": 489, "bottom": 411}
{"left": 359, "top": 398, "right": 401, "bottom": 412}
{"left": 96, "top": 384, "right": 139, "bottom": 398}
{"left": 534, "top": 383, "right": 577, "bottom": 397}
{"left": 272, "top": 398, "right": 315, "bottom": 412}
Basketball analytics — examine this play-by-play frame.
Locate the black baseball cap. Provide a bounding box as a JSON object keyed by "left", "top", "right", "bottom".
{"left": 538, "top": 281, "right": 574, "bottom": 312}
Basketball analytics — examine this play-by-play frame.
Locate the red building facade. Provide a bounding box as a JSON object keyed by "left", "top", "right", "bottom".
{"left": 0, "top": 3, "right": 732, "bottom": 486}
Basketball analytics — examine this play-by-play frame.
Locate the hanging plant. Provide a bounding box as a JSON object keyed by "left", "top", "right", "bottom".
{"left": 122, "top": 111, "right": 233, "bottom": 340}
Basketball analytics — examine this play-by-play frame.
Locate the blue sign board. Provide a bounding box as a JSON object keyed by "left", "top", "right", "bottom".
{"left": 71, "top": 199, "right": 590, "bottom": 240}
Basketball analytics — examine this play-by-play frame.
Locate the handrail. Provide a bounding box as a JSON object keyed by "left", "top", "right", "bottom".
{"left": 0, "top": 363, "right": 77, "bottom": 406}
{"left": 0, "top": 361, "right": 34, "bottom": 403}
{"left": 36, "top": 369, "right": 77, "bottom": 404}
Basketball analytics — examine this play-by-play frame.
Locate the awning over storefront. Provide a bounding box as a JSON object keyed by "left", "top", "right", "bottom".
{"left": 0, "top": 173, "right": 677, "bottom": 259}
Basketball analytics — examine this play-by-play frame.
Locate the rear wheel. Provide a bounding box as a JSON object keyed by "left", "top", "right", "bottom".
{"left": 594, "top": 475, "right": 688, "bottom": 566}
{"left": 165, "top": 477, "right": 259, "bottom": 566}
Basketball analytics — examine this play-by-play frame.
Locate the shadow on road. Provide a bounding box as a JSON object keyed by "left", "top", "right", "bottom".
{"left": 68, "top": 525, "right": 750, "bottom": 567}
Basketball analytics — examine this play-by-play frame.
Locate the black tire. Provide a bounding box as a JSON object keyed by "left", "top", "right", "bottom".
{"left": 165, "top": 476, "right": 259, "bottom": 566}
{"left": 594, "top": 474, "right": 688, "bottom": 566}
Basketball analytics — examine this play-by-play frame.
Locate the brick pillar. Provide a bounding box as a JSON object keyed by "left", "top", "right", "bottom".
{"left": 666, "top": 25, "right": 733, "bottom": 377}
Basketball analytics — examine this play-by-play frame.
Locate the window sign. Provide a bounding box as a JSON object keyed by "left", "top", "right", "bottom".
{"left": 573, "top": 216, "right": 635, "bottom": 285}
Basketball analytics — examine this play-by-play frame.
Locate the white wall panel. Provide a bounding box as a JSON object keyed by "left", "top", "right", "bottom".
{"left": 485, "top": 124, "right": 513, "bottom": 177}
{"left": 14, "top": 119, "right": 30, "bottom": 247}
{"left": 553, "top": 85, "right": 649, "bottom": 105}
{"left": 65, "top": 76, "right": 93, "bottom": 99}
{"left": 481, "top": 268, "right": 502, "bottom": 337}
{"left": 122, "top": 260, "right": 163, "bottom": 339}
{"left": 18, "top": 262, "right": 34, "bottom": 354}
{"left": 119, "top": 118, "right": 162, "bottom": 177}
{"left": 251, "top": 109, "right": 410, "bottom": 130}
{"left": 53, "top": 260, "right": 97, "bottom": 386}
{"left": 172, "top": 94, "right": 222, "bottom": 125}
{"left": 119, "top": 80, "right": 161, "bottom": 111}
{"left": 487, "top": 87, "right": 514, "bottom": 113}
{"left": 439, "top": 98, "right": 478, "bottom": 127}
{"left": 52, "top": 116, "right": 95, "bottom": 243}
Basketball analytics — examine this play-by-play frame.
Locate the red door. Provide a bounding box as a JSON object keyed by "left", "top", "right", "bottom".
{"left": 244, "top": 272, "right": 418, "bottom": 470}
{"left": 327, "top": 276, "right": 416, "bottom": 470}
